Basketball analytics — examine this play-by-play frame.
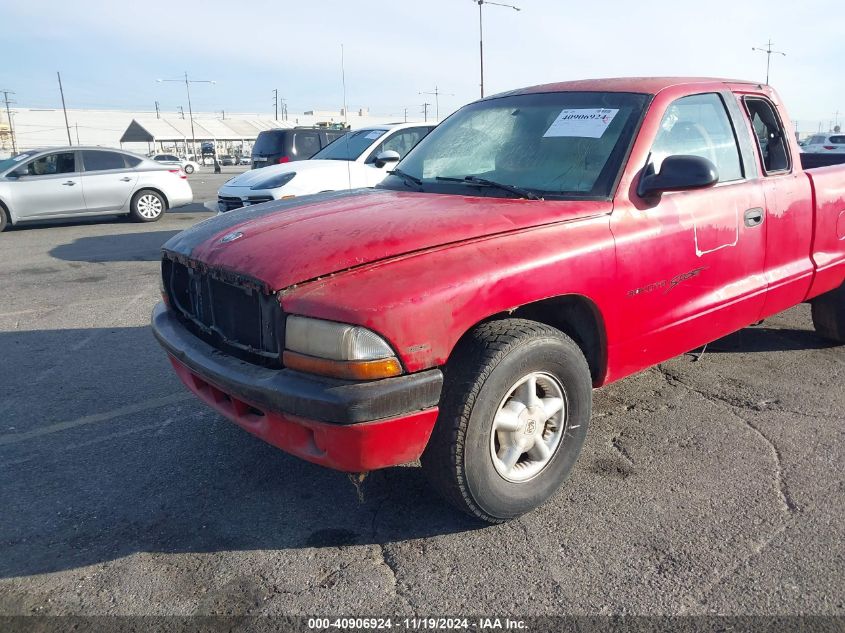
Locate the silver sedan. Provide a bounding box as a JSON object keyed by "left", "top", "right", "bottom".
{"left": 0, "top": 147, "right": 193, "bottom": 231}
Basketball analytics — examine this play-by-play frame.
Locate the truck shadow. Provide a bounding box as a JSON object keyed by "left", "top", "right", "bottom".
{"left": 0, "top": 320, "right": 832, "bottom": 579}
{"left": 708, "top": 324, "right": 838, "bottom": 353}
{"left": 49, "top": 230, "right": 182, "bottom": 262}
{"left": 0, "top": 325, "right": 476, "bottom": 579}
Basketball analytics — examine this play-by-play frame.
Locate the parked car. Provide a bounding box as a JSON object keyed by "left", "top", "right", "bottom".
{"left": 251, "top": 127, "right": 346, "bottom": 169}
{"left": 239, "top": 156, "right": 251, "bottom": 166}
{"left": 152, "top": 78, "right": 845, "bottom": 521}
{"left": 0, "top": 147, "right": 192, "bottom": 230}
{"left": 218, "top": 155, "right": 236, "bottom": 166}
{"left": 151, "top": 153, "right": 200, "bottom": 174}
{"left": 217, "top": 123, "right": 434, "bottom": 212}
{"left": 801, "top": 133, "right": 845, "bottom": 153}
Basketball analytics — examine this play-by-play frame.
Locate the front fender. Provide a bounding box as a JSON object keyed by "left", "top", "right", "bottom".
{"left": 280, "top": 215, "right": 618, "bottom": 375}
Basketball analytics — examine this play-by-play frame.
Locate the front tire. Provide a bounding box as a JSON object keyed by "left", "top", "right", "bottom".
{"left": 129, "top": 190, "right": 166, "bottom": 223}
{"left": 421, "top": 319, "right": 592, "bottom": 522}
{"left": 184, "top": 164, "right": 195, "bottom": 174}
{"left": 811, "top": 283, "right": 845, "bottom": 343}
{"left": 0, "top": 204, "right": 8, "bottom": 232}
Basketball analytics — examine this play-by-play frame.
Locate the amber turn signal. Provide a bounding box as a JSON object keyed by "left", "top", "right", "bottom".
{"left": 283, "top": 351, "right": 402, "bottom": 380}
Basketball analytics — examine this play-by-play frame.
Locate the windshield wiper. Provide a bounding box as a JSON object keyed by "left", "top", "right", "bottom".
{"left": 435, "top": 175, "right": 542, "bottom": 200}
{"left": 389, "top": 168, "right": 423, "bottom": 189}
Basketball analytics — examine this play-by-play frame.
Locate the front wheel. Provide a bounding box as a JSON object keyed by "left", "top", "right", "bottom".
{"left": 421, "top": 319, "right": 592, "bottom": 522}
{"left": 184, "top": 164, "right": 195, "bottom": 174}
{"left": 129, "top": 190, "right": 166, "bottom": 222}
{"left": 0, "top": 205, "right": 8, "bottom": 232}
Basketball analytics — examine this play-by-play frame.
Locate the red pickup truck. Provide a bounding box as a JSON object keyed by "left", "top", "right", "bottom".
{"left": 153, "top": 78, "right": 845, "bottom": 522}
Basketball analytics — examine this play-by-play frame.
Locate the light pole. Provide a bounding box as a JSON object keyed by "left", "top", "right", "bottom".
{"left": 1, "top": 89, "right": 16, "bottom": 154}
{"left": 158, "top": 72, "right": 215, "bottom": 159}
{"left": 752, "top": 39, "right": 786, "bottom": 85}
{"left": 473, "top": 0, "right": 521, "bottom": 98}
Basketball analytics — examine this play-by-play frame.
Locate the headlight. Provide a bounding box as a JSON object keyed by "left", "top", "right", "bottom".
{"left": 283, "top": 315, "right": 402, "bottom": 380}
{"left": 251, "top": 172, "right": 296, "bottom": 190}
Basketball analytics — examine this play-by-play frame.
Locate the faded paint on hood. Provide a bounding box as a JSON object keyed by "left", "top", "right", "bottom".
{"left": 162, "top": 189, "right": 611, "bottom": 291}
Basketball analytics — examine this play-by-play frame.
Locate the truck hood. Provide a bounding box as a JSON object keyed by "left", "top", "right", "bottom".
{"left": 163, "top": 189, "right": 611, "bottom": 291}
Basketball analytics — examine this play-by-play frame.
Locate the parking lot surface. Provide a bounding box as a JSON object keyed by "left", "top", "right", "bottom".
{"left": 0, "top": 170, "right": 843, "bottom": 618}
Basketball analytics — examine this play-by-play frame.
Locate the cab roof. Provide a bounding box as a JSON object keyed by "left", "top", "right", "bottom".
{"left": 494, "top": 77, "right": 763, "bottom": 99}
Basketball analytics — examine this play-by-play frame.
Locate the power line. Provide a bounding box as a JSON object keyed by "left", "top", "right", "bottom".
{"left": 158, "top": 72, "right": 215, "bottom": 159}
{"left": 752, "top": 39, "right": 786, "bottom": 85}
{"left": 419, "top": 86, "right": 454, "bottom": 121}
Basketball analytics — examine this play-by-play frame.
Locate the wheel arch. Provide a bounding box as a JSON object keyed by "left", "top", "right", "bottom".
{"left": 132, "top": 187, "right": 170, "bottom": 210}
{"left": 0, "top": 197, "right": 10, "bottom": 223}
{"left": 450, "top": 294, "right": 608, "bottom": 386}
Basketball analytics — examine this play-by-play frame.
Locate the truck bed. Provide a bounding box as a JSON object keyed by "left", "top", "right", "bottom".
{"left": 800, "top": 153, "right": 845, "bottom": 169}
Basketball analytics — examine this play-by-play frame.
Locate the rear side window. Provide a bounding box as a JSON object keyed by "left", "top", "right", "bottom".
{"left": 124, "top": 155, "right": 142, "bottom": 167}
{"left": 743, "top": 97, "right": 791, "bottom": 173}
{"left": 830, "top": 135, "right": 845, "bottom": 144}
{"left": 25, "top": 152, "right": 76, "bottom": 176}
{"left": 650, "top": 93, "right": 744, "bottom": 182}
{"left": 82, "top": 150, "right": 127, "bottom": 172}
{"left": 293, "top": 133, "right": 321, "bottom": 158}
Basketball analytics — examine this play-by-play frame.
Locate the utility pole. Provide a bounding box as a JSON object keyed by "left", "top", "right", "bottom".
{"left": 273, "top": 89, "right": 278, "bottom": 120}
{"left": 155, "top": 101, "right": 160, "bottom": 119}
{"left": 421, "top": 102, "right": 431, "bottom": 122}
{"left": 57, "top": 72, "right": 72, "bottom": 145}
{"left": 419, "top": 86, "right": 454, "bottom": 121}
{"left": 1, "top": 89, "right": 17, "bottom": 154}
{"left": 178, "top": 106, "right": 185, "bottom": 119}
{"left": 752, "top": 39, "right": 786, "bottom": 85}
{"left": 158, "top": 72, "right": 215, "bottom": 161}
{"left": 473, "top": 0, "right": 521, "bottom": 98}
{"left": 404, "top": 107, "right": 408, "bottom": 123}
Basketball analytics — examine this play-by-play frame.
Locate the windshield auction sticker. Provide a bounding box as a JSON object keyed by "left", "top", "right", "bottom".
{"left": 543, "top": 108, "right": 619, "bottom": 138}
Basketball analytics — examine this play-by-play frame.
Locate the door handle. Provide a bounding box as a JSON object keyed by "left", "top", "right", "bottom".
{"left": 119, "top": 177, "right": 132, "bottom": 182}
{"left": 744, "top": 207, "right": 764, "bottom": 227}
{"left": 62, "top": 181, "right": 76, "bottom": 186}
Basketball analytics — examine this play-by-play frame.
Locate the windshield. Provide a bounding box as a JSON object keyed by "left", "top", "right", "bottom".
{"left": 311, "top": 129, "right": 385, "bottom": 161}
{"left": 384, "top": 91, "right": 649, "bottom": 199}
{"left": 0, "top": 153, "right": 32, "bottom": 174}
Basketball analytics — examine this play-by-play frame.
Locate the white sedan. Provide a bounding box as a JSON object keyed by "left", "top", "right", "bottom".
{"left": 150, "top": 153, "right": 201, "bottom": 174}
{"left": 216, "top": 123, "right": 434, "bottom": 212}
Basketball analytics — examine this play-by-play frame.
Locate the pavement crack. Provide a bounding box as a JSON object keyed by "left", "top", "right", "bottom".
{"left": 653, "top": 365, "right": 799, "bottom": 515}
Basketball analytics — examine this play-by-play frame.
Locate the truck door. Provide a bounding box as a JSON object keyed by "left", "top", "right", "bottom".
{"left": 739, "top": 95, "right": 815, "bottom": 317}
{"left": 609, "top": 91, "right": 768, "bottom": 377}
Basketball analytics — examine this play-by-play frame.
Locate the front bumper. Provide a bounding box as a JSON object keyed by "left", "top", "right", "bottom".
{"left": 217, "top": 186, "right": 275, "bottom": 212}
{"left": 151, "top": 303, "right": 443, "bottom": 471}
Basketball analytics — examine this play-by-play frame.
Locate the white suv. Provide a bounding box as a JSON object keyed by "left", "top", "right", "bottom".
{"left": 802, "top": 133, "right": 845, "bottom": 154}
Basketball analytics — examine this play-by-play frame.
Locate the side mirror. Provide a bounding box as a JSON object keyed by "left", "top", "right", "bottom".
{"left": 638, "top": 155, "right": 719, "bottom": 197}
{"left": 373, "top": 150, "right": 401, "bottom": 168}
{"left": 6, "top": 169, "right": 25, "bottom": 179}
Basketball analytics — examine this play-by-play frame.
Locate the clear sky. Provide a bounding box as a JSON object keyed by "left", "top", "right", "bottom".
{"left": 3, "top": 0, "right": 843, "bottom": 133}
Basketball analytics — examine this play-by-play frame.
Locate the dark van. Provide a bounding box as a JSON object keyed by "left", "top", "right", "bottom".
{"left": 251, "top": 128, "right": 345, "bottom": 169}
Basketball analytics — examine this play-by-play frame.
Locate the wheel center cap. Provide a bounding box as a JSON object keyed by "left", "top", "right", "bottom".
{"left": 520, "top": 405, "right": 545, "bottom": 437}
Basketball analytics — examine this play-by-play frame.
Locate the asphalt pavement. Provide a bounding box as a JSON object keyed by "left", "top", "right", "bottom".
{"left": 0, "top": 169, "right": 843, "bottom": 621}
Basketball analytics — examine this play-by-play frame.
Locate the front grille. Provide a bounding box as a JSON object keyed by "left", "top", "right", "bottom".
{"left": 245, "top": 195, "right": 274, "bottom": 205}
{"left": 218, "top": 196, "right": 243, "bottom": 213}
{"left": 162, "top": 256, "right": 284, "bottom": 367}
